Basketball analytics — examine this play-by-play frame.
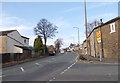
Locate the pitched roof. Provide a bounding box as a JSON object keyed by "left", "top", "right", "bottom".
{"left": 0, "top": 30, "right": 17, "bottom": 36}
{"left": 0, "top": 30, "right": 29, "bottom": 39}
{"left": 88, "top": 16, "right": 120, "bottom": 38}
{"left": 21, "top": 36, "right": 29, "bottom": 39}
{"left": 94, "top": 16, "right": 120, "bottom": 30}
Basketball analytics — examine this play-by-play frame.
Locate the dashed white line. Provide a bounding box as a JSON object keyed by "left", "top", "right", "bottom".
{"left": 60, "top": 62, "right": 76, "bottom": 75}
{"left": 35, "top": 63, "right": 41, "bottom": 66}
{"left": 20, "top": 67, "right": 25, "bottom": 72}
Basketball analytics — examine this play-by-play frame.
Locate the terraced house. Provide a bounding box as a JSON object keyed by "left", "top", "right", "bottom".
{"left": 82, "top": 17, "right": 120, "bottom": 58}
{"left": 0, "top": 30, "right": 31, "bottom": 63}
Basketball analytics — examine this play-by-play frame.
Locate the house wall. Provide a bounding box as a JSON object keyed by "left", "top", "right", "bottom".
{"left": 88, "top": 31, "right": 96, "bottom": 57}
{"left": 118, "top": 19, "right": 120, "bottom": 58}
{"left": 22, "top": 37, "right": 29, "bottom": 46}
{"left": 7, "top": 31, "right": 24, "bottom": 53}
{"left": 82, "top": 17, "right": 119, "bottom": 58}
{"left": 93, "top": 19, "right": 119, "bottom": 58}
{"left": 101, "top": 20, "right": 119, "bottom": 58}
{"left": 14, "top": 46, "right": 23, "bottom": 53}
{"left": 0, "top": 36, "right": 7, "bottom": 53}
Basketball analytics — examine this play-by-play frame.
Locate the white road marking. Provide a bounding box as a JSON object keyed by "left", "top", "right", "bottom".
{"left": 35, "top": 63, "right": 41, "bottom": 66}
{"left": 0, "top": 76, "right": 2, "bottom": 78}
{"left": 0, "top": 75, "right": 5, "bottom": 78}
{"left": 53, "top": 77, "right": 56, "bottom": 80}
{"left": 107, "top": 73, "right": 111, "bottom": 76}
{"left": 60, "top": 72, "right": 64, "bottom": 74}
{"left": 60, "top": 62, "right": 76, "bottom": 75}
{"left": 20, "top": 67, "right": 25, "bottom": 72}
{"left": 48, "top": 77, "right": 56, "bottom": 83}
{"left": 49, "top": 79, "right": 53, "bottom": 82}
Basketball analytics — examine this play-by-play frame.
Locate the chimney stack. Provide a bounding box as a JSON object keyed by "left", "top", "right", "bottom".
{"left": 99, "top": 19, "right": 103, "bottom": 25}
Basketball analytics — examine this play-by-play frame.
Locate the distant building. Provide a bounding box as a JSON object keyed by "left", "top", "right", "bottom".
{"left": 0, "top": 30, "right": 31, "bottom": 63}
{"left": 82, "top": 17, "right": 120, "bottom": 58}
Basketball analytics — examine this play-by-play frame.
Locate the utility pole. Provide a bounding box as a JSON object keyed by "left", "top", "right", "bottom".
{"left": 84, "top": 0, "right": 89, "bottom": 61}
{"left": 73, "top": 27, "right": 80, "bottom": 45}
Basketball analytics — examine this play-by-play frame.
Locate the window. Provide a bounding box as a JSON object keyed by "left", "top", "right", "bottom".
{"left": 24, "top": 39, "right": 27, "bottom": 43}
{"left": 110, "top": 22, "right": 116, "bottom": 33}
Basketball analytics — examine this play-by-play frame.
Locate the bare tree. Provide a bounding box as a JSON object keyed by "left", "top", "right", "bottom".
{"left": 54, "top": 38, "right": 63, "bottom": 53}
{"left": 87, "top": 20, "right": 100, "bottom": 35}
{"left": 34, "top": 19, "right": 58, "bottom": 53}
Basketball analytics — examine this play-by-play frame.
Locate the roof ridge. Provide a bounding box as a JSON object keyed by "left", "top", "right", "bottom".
{"left": 0, "top": 29, "right": 17, "bottom": 36}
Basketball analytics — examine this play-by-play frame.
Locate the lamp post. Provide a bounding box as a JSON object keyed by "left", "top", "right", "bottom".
{"left": 84, "top": 0, "right": 89, "bottom": 61}
{"left": 73, "top": 27, "right": 80, "bottom": 45}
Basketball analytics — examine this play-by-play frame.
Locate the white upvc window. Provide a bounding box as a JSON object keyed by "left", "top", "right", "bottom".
{"left": 110, "top": 22, "right": 116, "bottom": 33}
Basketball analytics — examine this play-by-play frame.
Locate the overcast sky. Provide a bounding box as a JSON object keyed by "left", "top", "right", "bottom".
{"left": 1, "top": 0, "right": 119, "bottom": 48}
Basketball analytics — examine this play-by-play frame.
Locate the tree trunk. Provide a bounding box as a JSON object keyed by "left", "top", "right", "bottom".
{"left": 44, "top": 37, "right": 47, "bottom": 54}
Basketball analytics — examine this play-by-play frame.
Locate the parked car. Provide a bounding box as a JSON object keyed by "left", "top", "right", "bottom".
{"left": 67, "top": 49, "right": 71, "bottom": 52}
{"left": 60, "top": 49, "right": 65, "bottom": 54}
{"left": 48, "top": 45, "right": 56, "bottom": 56}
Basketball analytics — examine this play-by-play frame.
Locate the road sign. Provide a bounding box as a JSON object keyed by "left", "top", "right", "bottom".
{"left": 96, "top": 30, "right": 101, "bottom": 43}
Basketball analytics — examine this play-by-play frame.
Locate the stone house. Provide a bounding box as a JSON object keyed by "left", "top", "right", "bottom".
{"left": 82, "top": 17, "right": 120, "bottom": 58}
{"left": 0, "top": 30, "right": 32, "bottom": 63}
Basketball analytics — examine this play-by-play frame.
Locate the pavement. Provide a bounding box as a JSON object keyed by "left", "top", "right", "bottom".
{"left": 76, "top": 53, "right": 119, "bottom": 64}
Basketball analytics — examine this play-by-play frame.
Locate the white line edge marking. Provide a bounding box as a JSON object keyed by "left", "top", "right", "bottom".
{"left": 20, "top": 67, "right": 25, "bottom": 72}
{"left": 60, "top": 62, "right": 76, "bottom": 75}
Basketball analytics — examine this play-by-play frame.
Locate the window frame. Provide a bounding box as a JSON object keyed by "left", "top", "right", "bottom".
{"left": 110, "top": 22, "right": 116, "bottom": 33}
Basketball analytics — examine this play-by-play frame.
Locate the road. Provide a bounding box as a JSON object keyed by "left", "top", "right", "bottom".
{"left": 2, "top": 52, "right": 119, "bottom": 82}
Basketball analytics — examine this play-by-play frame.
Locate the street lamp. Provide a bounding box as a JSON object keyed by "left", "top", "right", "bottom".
{"left": 73, "top": 27, "right": 80, "bottom": 45}
{"left": 84, "top": 0, "right": 89, "bottom": 61}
